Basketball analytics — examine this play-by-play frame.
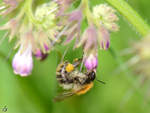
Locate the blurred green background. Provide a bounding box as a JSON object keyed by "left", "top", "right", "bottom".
{"left": 0, "top": 0, "right": 150, "bottom": 113}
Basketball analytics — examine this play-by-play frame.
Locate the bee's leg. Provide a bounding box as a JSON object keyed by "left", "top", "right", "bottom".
{"left": 56, "top": 62, "right": 65, "bottom": 73}
{"left": 72, "top": 58, "right": 83, "bottom": 68}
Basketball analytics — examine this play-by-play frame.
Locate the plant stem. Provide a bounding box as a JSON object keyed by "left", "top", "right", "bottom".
{"left": 81, "top": 0, "right": 101, "bottom": 27}
{"left": 105, "top": 0, "right": 150, "bottom": 36}
{"left": 24, "top": 0, "right": 39, "bottom": 25}
{"left": 81, "top": 0, "right": 92, "bottom": 24}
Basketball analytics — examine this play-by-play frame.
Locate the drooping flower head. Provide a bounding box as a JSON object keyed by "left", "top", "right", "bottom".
{"left": 93, "top": 4, "right": 119, "bottom": 32}
{"left": 76, "top": 4, "right": 119, "bottom": 70}
{"left": 77, "top": 25, "right": 98, "bottom": 52}
{"left": 126, "top": 34, "right": 150, "bottom": 77}
{"left": 98, "top": 26, "right": 110, "bottom": 50}
{"left": 0, "top": 0, "right": 120, "bottom": 77}
{"left": 63, "top": 9, "right": 83, "bottom": 46}
{"left": 12, "top": 44, "right": 33, "bottom": 76}
{"left": 0, "top": 0, "right": 60, "bottom": 76}
{"left": 77, "top": 25, "right": 98, "bottom": 70}
{"left": 55, "top": 8, "right": 83, "bottom": 48}
{"left": 34, "top": 48, "right": 48, "bottom": 61}
{"left": 93, "top": 4, "right": 119, "bottom": 50}
{"left": 84, "top": 50, "right": 98, "bottom": 71}
{"left": 0, "top": 0, "right": 59, "bottom": 53}
{"left": 133, "top": 35, "right": 150, "bottom": 59}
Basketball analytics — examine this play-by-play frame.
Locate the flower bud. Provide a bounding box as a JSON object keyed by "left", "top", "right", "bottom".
{"left": 84, "top": 53, "right": 98, "bottom": 70}
{"left": 34, "top": 49, "right": 48, "bottom": 61}
{"left": 98, "top": 26, "right": 110, "bottom": 50}
{"left": 63, "top": 9, "right": 82, "bottom": 46}
{"left": 12, "top": 45, "right": 33, "bottom": 76}
{"left": 77, "top": 25, "right": 97, "bottom": 52}
{"left": 44, "top": 44, "right": 50, "bottom": 51}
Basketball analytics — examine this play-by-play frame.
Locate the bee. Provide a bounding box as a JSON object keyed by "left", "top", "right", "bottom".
{"left": 54, "top": 58, "right": 97, "bottom": 101}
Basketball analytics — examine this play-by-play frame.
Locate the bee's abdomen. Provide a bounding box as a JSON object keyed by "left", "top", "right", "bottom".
{"left": 56, "top": 62, "right": 74, "bottom": 84}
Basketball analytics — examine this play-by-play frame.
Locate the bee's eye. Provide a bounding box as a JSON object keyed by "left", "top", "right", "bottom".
{"left": 84, "top": 71, "right": 96, "bottom": 84}
{"left": 89, "top": 71, "right": 96, "bottom": 81}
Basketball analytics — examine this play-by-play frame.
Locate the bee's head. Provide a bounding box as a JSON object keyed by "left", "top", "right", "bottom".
{"left": 84, "top": 71, "right": 96, "bottom": 84}
{"left": 88, "top": 71, "right": 96, "bottom": 81}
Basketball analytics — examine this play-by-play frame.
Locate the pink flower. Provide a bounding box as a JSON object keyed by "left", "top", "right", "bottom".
{"left": 77, "top": 25, "right": 110, "bottom": 51}
{"left": 12, "top": 45, "right": 33, "bottom": 76}
{"left": 61, "top": 9, "right": 83, "bottom": 47}
{"left": 77, "top": 25, "right": 98, "bottom": 52}
{"left": 84, "top": 53, "right": 98, "bottom": 70}
{"left": 44, "top": 44, "right": 50, "bottom": 51}
{"left": 34, "top": 49, "right": 48, "bottom": 61}
{"left": 98, "top": 26, "right": 110, "bottom": 50}
{"left": 77, "top": 25, "right": 99, "bottom": 70}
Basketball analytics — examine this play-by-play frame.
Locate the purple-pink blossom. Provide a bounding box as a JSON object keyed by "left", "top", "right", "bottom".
{"left": 12, "top": 45, "right": 33, "bottom": 76}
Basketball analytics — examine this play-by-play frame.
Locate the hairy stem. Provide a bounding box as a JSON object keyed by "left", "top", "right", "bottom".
{"left": 24, "top": 0, "right": 40, "bottom": 25}
{"left": 81, "top": 0, "right": 101, "bottom": 27}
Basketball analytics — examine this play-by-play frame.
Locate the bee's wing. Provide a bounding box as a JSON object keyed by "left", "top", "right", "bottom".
{"left": 53, "top": 91, "right": 75, "bottom": 102}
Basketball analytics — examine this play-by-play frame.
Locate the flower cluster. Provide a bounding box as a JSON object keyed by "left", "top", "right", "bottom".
{"left": 93, "top": 4, "right": 119, "bottom": 32}
{"left": 77, "top": 4, "right": 119, "bottom": 70}
{"left": 0, "top": 0, "right": 119, "bottom": 77}
{"left": 127, "top": 34, "right": 150, "bottom": 77}
{"left": 0, "top": 0, "right": 59, "bottom": 76}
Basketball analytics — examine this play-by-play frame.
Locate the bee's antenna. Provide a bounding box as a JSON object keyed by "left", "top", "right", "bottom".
{"left": 96, "top": 78, "right": 106, "bottom": 84}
